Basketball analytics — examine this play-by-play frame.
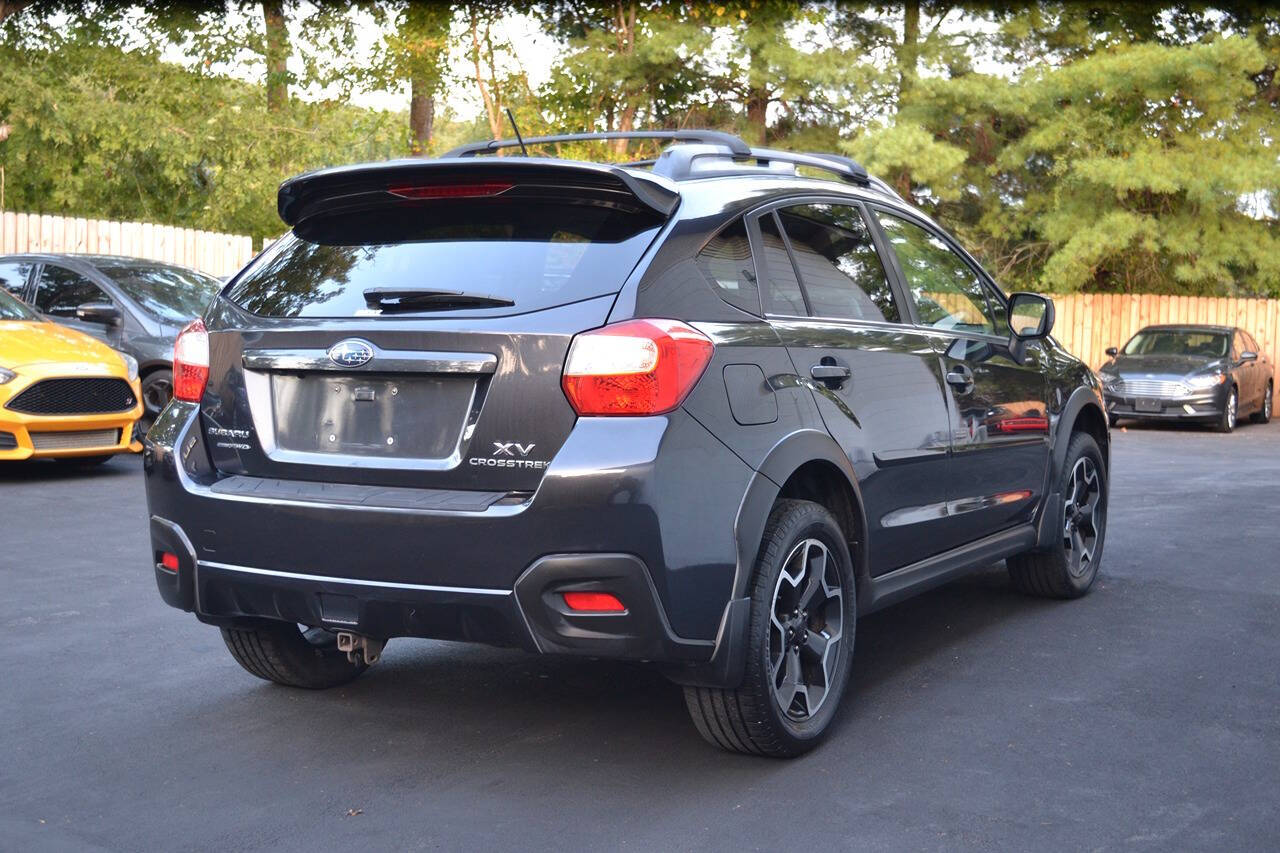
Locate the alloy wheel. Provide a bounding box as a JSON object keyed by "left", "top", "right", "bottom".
{"left": 1227, "top": 391, "right": 1238, "bottom": 430}
{"left": 142, "top": 375, "right": 173, "bottom": 417}
{"left": 1062, "top": 457, "right": 1104, "bottom": 578}
{"left": 768, "top": 538, "right": 844, "bottom": 721}
{"left": 1265, "top": 386, "right": 1272, "bottom": 421}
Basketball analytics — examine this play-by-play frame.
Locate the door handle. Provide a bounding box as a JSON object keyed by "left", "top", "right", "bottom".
{"left": 810, "top": 362, "right": 851, "bottom": 388}
{"left": 946, "top": 364, "right": 974, "bottom": 392}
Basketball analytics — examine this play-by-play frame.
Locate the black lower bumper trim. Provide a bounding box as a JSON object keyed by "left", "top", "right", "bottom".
{"left": 513, "top": 553, "right": 713, "bottom": 662}
{"left": 194, "top": 561, "right": 535, "bottom": 649}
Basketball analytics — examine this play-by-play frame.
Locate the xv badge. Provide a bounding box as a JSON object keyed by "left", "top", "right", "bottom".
{"left": 492, "top": 441, "right": 536, "bottom": 457}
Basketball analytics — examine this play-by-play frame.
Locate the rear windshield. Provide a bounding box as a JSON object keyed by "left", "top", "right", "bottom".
{"left": 225, "top": 198, "right": 664, "bottom": 318}
{"left": 97, "top": 263, "right": 222, "bottom": 325}
{"left": 1123, "top": 330, "right": 1228, "bottom": 358}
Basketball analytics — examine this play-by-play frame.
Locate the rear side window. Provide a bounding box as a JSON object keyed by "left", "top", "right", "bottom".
{"left": 226, "top": 197, "right": 664, "bottom": 318}
{"left": 0, "top": 261, "right": 32, "bottom": 298}
{"left": 695, "top": 218, "right": 759, "bottom": 314}
{"left": 776, "top": 203, "right": 900, "bottom": 323}
{"left": 758, "top": 213, "right": 807, "bottom": 316}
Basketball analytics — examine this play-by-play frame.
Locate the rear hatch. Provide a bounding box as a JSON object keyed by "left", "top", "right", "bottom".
{"left": 200, "top": 159, "right": 676, "bottom": 495}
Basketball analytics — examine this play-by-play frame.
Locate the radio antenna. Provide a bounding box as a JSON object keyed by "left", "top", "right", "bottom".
{"left": 504, "top": 108, "right": 529, "bottom": 157}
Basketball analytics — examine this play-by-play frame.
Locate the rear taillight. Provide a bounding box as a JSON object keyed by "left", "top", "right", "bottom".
{"left": 561, "top": 319, "right": 713, "bottom": 416}
{"left": 172, "top": 318, "right": 209, "bottom": 403}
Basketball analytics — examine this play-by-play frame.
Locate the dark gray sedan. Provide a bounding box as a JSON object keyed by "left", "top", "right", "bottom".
{"left": 1099, "top": 324, "right": 1273, "bottom": 432}
{"left": 0, "top": 254, "right": 222, "bottom": 419}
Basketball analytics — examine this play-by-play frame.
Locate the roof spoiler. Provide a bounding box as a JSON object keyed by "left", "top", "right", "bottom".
{"left": 277, "top": 157, "right": 681, "bottom": 226}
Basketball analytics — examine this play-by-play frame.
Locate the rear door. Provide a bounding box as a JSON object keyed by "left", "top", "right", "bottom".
{"left": 756, "top": 200, "right": 955, "bottom": 574}
{"left": 202, "top": 180, "right": 668, "bottom": 496}
{"left": 871, "top": 208, "right": 1050, "bottom": 544}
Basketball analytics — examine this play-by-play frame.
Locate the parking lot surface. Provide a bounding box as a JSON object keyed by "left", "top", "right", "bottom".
{"left": 2, "top": 420, "right": 1278, "bottom": 851}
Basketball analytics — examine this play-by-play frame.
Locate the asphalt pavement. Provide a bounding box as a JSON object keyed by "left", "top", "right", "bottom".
{"left": 2, "top": 418, "right": 1278, "bottom": 851}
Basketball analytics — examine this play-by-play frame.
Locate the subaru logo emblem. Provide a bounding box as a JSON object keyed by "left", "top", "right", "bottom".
{"left": 327, "top": 339, "right": 374, "bottom": 368}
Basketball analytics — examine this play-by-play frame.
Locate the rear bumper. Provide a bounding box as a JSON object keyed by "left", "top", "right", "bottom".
{"left": 144, "top": 401, "right": 755, "bottom": 675}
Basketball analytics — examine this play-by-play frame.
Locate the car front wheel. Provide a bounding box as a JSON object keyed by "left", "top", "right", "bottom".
{"left": 1007, "top": 431, "right": 1107, "bottom": 598}
{"left": 1216, "top": 387, "right": 1238, "bottom": 433}
{"left": 684, "top": 499, "right": 856, "bottom": 757}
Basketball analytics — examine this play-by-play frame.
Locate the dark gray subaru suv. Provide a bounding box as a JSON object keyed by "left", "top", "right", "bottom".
{"left": 143, "top": 130, "right": 1110, "bottom": 756}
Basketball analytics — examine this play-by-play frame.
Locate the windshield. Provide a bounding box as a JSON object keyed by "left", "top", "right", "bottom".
{"left": 0, "top": 288, "right": 39, "bottom": 321}
{"left": 225, "top": 197, "right": 663, "bottom": 318}
{"left": 1122, "top": 330, "right": 1228, "bottom": 358}
{"left": 97, "top": 263, "right": 221, "bottom": 324}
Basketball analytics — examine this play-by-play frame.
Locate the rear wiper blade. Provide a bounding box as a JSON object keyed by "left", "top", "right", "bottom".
{"left": 363, "top": 288, "right": 514, "bottom": 312}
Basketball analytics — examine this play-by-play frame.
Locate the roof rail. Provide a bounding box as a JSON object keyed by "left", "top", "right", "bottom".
{"left": 443, "top": 130, "right": 752, "bottom": 159}
{"left": 753, "top": 149, "right": 869, "bottom": 186}
{"left": 650, "top": 144, "right": 871, "bottom": 187}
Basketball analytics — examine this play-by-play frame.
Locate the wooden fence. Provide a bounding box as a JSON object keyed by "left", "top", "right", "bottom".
{"left": 0, "top": 211, "right": 255, "bottom": 278}
{"left": 1052, "top": 293, "right": 1280, "bottom": 370}
{"left": 3, "top": 210, "right": 1277, "bottom": 370}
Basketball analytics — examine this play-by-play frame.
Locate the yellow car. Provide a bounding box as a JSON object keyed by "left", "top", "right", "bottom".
{"left": 1, "top": 288, "right": 143, "bottom": 464}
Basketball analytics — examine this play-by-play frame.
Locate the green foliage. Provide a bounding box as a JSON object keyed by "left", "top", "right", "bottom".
{"left": 1, "top": 2, "right": 1276, "bottom": 296}
{"left": 0, "top": 39, "right": 403, "bottom": 240}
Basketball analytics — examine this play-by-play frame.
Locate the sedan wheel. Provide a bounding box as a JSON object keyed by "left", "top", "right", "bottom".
{"left": 141, "top": 369, "right": 173, "bottom": 418}
{"left": 1216, "top": 389, "right": 1238, "bottom": 433}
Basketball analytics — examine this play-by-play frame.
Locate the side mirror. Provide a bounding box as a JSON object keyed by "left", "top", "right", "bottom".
{"left": 1008, "top": 292, "right": 1054, "bottom": 339}
{"left": 1105, "top": 347, "right": 1119, "bottom": 357}
{"left": 1240, "top": 351, "right": 1258, "bottom": 363}
{"left": 75, "top": 302, "right": 121, "bottom": 325}
{"left": 1007, "top": 293, "right": 1054, "bottom": 365}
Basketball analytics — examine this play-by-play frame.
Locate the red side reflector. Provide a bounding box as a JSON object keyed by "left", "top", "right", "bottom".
{"left": 160, "top": 552, "right": 179, "bottom": 572}
{"left": 562, "top": 591, "right": 626, "bottom": 613}
{"left": 387, "top": 182, "right": 513, "bottom": 200}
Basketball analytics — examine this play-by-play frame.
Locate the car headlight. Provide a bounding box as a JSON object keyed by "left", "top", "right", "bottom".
{"left": 1186, "top": 373, "right": 1226, "bottom": 390}
{"left": 118, "top": 353, "right": 139, "bottom": 382}
{"left": 1098, "top": 372, "right": 1119, "bottom": 389}
{"left": 0, "top": 366, "right": 15, "bottom": 385}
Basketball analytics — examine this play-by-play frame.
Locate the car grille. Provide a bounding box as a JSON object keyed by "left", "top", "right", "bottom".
{"left": 0, "top": 431, "right": 17, "bottom": 450}
{"left": 5, "top": 378, "right": 136, "bottom": 414}
{"left": 1115, "top": 378, "right": 1190, "bottom": 398}
{"left": 28, "top": 429, "right": 120, "bottom": 450}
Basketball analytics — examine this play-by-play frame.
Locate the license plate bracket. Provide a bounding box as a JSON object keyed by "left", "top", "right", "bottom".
{"left": 1134, "top": 398, "right": 1162, "bottom": 413}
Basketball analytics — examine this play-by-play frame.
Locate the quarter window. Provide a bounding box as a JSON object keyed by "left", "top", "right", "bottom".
{"left": 775, "top": 203, "right": 899, "bottom": 323}
{"left": 758, "top": 213, "right": 807, "bottom": 316}
{"left": 875, "top": 212, "right": 1000, "bottom": 336}
{"left": 695, "top": 218, "right": 759, "bottom": 314}
{"left": 0, "top": 261, "right": 32, "bottom": 298}
{"left": 34, "top": 265, "right": 108, "bottom": 317}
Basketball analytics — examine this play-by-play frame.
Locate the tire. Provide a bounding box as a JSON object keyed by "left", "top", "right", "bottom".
{"left": 1107, "top": 414, "right": 1118, "bottom": 428}
{"left": 55, "top": 454, "right": 114, "bottom": 466}
{"left": 684, "top": 499, "right": 856, "bottom": 757}
{"left": 140, "top": 368, "right": 173, "bottom": 423}
{"left": 1215, "top": 387, "right": 1238, "bottom": 433}
{"left": 1252, "top": 382, "right": 1272, "bottom": 424}
{"left": 221, "top": 620, "right": 368, "bottom": 689}
{"left": 1008, "top": 432, "right": 1107, "bottom": 599}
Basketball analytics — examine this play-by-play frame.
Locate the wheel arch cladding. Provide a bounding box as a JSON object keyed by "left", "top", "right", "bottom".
{"left": 1057, "top": 386, "right": 1109, "bottom": 475}
{"left": 737, "top": 430, "right": 868, "bottom": 600}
